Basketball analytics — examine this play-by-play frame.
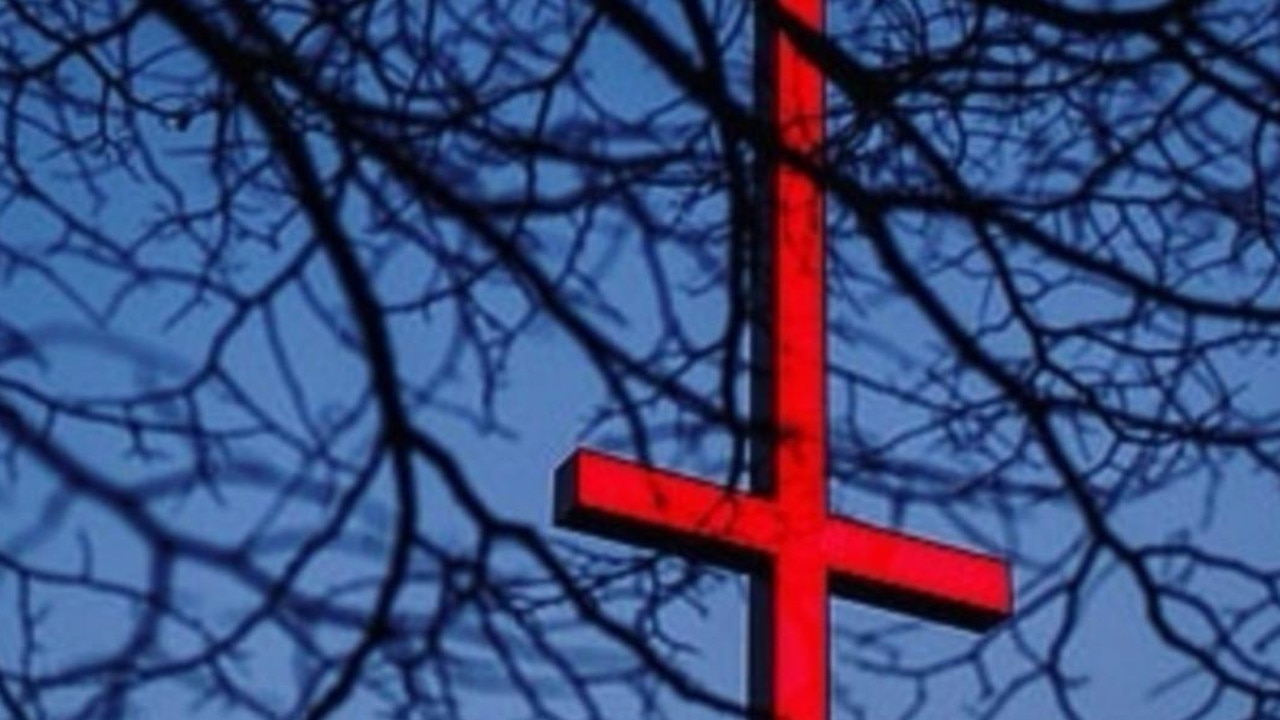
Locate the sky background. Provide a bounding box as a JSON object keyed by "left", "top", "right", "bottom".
{"left": 2, "top": 1, "right": 1280, "bottom": 718}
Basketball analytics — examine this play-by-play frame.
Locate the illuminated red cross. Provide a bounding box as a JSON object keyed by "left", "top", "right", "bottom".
{"left": 553, "top": 2, "right": 1011, "bottom": 718}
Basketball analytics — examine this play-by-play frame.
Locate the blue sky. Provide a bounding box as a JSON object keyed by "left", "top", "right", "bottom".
{"left": 2, "top": 1, "right": 1280, "bottom": 719}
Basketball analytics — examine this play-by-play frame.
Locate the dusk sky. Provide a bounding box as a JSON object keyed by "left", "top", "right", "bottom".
{"left": 2, "top": 1, "right": 1280, "bottom": 719}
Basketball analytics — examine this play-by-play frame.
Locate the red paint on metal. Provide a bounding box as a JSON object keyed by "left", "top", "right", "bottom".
{"left": 553, "top": 2, "right": 1011, "bottom": 718}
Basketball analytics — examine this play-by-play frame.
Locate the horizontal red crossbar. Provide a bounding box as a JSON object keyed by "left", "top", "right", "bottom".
{"left": 556, "top": 449, "right": 1010, "bottom": 629}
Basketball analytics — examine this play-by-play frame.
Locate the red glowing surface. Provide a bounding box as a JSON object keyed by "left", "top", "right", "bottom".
{"left": 553, "top": 2, "right": 1011, "bottom": 718}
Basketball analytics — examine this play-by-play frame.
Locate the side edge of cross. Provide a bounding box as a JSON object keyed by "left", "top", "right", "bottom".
{"left": 550, "top": 2, "right": 1013, "bottom": 719}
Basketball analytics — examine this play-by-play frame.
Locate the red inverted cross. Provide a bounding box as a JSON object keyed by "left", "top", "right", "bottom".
{"left": 552, "top": 2, "right": 1011, "bottom": 718}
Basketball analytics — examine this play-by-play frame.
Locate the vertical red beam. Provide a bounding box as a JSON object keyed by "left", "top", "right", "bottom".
{"left": 757, "top": 1, "right": 827, "bottom": 718}
{"left": 773, "top": 0, "right": 826, "bottom": 509}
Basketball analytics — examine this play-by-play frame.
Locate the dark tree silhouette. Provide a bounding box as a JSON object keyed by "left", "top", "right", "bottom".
{"left": 1, "top": 1, "right": 1279, "bottom": 718}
